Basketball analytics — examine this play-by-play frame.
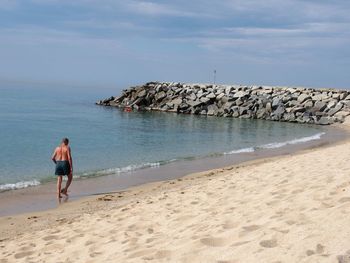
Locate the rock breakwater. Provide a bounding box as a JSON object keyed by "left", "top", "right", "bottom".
{"left": 96, "top": 82, "right": 350, "bottom": 125}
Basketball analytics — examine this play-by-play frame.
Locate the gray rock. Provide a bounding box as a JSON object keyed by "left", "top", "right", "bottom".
{"left": 233, "top": 91, "right": 249, "bottom": 98}
{"left": 266, "top": 102, "right": 272, "bottom": 113}
{"left": 282, "top": 96, "right": 292, "bottom": 103}
{"left": 283, "top": 113, "right": 295, "bottom": 122}
{"left": 286, "top": 88, "right": 297, "bottom": 94}
{"left": 216, "top": 93, "right": 225, "bottom": 100}
{"left": 272, "top": 98, "right": 282, "bottom": 109}
{"left": 206, "top": 92, "right": 216, "bottom": 99}
{"left": 225, "top": 86, "right": 233, "bottom": 95}
{"left": 238, "top": 107, "right": 248, "bottom": 115}
{"left": 155, "top": 91, "right": 166, "bottom": 101}
{"left": 200, "top": 97, "right": 210, "bottom": 103}
{"left": 313, "top": 101, "right": 327, "bottom": 111}
{"left": 339, "top": 93, "right": 347, "bottom": 100}
{"left": 332, "top": 93, "right": 340, "bottom": 100}
{"left": 256, "top": 108, "right": 267, "bottom": 119}
{"left": 273, "top": 106, "right": 285, "bottom": 119}
{"left": 304, "top": 100, "right": 314, "bottom": 108}
{"left": 291, "top": 107, "right": 306, "bottom": 113}
{"left": 178, "top": 103, "right": 189, "bottom": 110}
{"left": 232, "top": 109, "right": 240, "bottom": 118}
{"left": 170, "top": 98, "right": 182, "bottom": 106}
{"left": 187, "top": 100, "right": 203, "bottom": 108}
{"left": 187, "top": 93, "right": 197, "bottom": 101}
{"left": 235, "top": 99, "right": 244, "bottom": 106}
{"left": 137, "top": 89, "right": 147, "bottom": 98}
{"left": 207, "top": 104, "right": 218, "bottom": 112}
{"left": 287, "top": 100, "right": 299, "bottom": 107}
{"left": 328, "top": 103, "right": 343, "bottom": 116}
{"left": 297, "top": 94, "right": 311, "bottom": 103}
{"left": 327, "top": 100, "right": 337, "bottom": 109}
{"left": 312, "top": 94, "right": 328, "bottom": 101}
{"left": 318, "top": 116, "right": 333, "bottom": 125}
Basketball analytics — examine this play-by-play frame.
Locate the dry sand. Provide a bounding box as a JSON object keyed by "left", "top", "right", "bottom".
{"left": 2, "top": 125, "right": 350, "bottom": 262}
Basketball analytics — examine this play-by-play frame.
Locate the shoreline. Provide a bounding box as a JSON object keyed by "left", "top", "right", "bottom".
{"left": 0, "top": 124, "right": 346, "bottom": 217}
{"left": 2, "top": 122, "right": 350, "bottom": 261}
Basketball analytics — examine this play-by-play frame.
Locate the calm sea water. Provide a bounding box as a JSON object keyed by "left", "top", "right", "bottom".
{"left": 0, "top": 82, "right": 326, "bottom": 191}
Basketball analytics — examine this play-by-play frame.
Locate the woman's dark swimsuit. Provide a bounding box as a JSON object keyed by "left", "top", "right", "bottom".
{"left": 55, "top": 161, "right": 70, "bottom": 176}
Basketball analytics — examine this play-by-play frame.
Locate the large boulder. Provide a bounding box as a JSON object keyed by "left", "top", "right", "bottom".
{"left": 312, "top": 93, "right": 328, "bottom": 101}
{"left": 206, "top": 93, "right": 216, "bottom": 99}
{"left": 272, "top": 105, "right": 285, "bottom": 119}
{"left": 233, "top": 91, "right": 249, "bottom": 98}
{"left": 155, "top": 91, "right": 166, "bottom": 101}
{"left": 297, "top": 94, "right": 311, "bottom": 103}
{"left": 256, "top": 108, "right": 267, "bottom": 119}
{"left": 200, "top": 97, "right": 210, "bottom": 103}
{"left": 328, "top": 103, "right": 343, "bottom": 116}
{"left": 272, "top": 97, "right": 282, "bottom": 109}
{"left": 318, "top": 116, "right": 333, "bottom": 125}
{"left": 207, "top": 104, "right": 219, "bottom": 116}
{"left": 313, "top": 101, "right": 327, "bottom": 112}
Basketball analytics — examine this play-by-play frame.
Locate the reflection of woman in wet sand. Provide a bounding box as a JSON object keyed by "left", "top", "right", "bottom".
{"left": 51, "top": 138, "right": 73, "bottom": 199}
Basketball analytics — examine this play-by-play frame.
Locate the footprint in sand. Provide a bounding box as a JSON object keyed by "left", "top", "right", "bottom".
{"left": 14, "top": 251, "right": 34, "bottom": 259}
{"left": 42, "top": 235, "right": 60, "bottom": 241}
{"left": 306, "top": 244, "right": 325, "bottom": 256}
{"left": 337, "top": 250, "right": 350, "bottom": 263}
{"left": 231, "top": 241, "right": 250, "bottom": 247}
{"left": 259, "top": 239, "right": 278, "bottom": 248}
{"left": 271, "top": 227, "right": 289, "bottom": 234}
{"left": 85, "top": 240, "right": 95, "bottom": 246}
{"left": 242, "top": 225, "right": 261, "bottom": 232}
{"left": 127, "top": 249, "right": 156, "bottom": 259}
{"left": 200, "top": 237, "right": 228, "bottom": 247}
{"left": 339, "top": 197, "right": 350, "bottom": 203}
{"left": 154, "top": 250, "right": 172, "bottom": 259}
{"left": 222, "top": 220, "right": 238, "bottom": 230}
{"left": 292, "top": 189, "right": 304, "bottom": 194}
{"left": 285, "top": 220, "right": 296, "bottom": 225}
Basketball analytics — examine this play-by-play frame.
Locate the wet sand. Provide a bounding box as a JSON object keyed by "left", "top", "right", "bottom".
{"left": 0, "top": 125, "right": 347, "bottom": 217}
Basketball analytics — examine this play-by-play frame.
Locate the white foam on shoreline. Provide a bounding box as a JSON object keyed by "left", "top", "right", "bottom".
{"left": 78, "top": 160, "right": 178, "bottom": 179}
{"left": 0, "top": 180, "right": 41, "bottom": 192}
{"left": 96, "top": 162, "right": 162, "bottom": 175}
{"left": 225, "top": 132, "right": 325, "bottom": 155}
{"left": 259, "top": 132, "right": 325, "bottom": 149}
{"left": 224, "top": 147, "right": 255, "bottom": 155}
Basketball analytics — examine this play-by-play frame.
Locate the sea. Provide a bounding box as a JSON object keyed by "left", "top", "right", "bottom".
{"left": 0, "top": 82, "right": 328, "bottom": 192}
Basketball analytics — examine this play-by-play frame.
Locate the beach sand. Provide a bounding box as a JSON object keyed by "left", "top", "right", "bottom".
{"left": 2, "top": 125, "right": 350, "bottom": 262}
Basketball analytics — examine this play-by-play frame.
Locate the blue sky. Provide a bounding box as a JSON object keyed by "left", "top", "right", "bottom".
{"left": 0, "top": 0, "right": 350, "bottom": 89}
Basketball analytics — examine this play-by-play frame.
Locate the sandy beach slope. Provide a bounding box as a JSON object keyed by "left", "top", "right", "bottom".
{"left": 1, "top": 127, "right": 350, "bottom": 262}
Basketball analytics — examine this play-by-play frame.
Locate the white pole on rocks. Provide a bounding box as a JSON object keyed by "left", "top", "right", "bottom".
{"left": 213, "top": 69, "right": 217, "bottom": 85}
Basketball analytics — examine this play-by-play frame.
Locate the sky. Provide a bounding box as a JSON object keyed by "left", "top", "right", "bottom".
{"left": 0, "top": 0, "right": 350, "bottom": 89}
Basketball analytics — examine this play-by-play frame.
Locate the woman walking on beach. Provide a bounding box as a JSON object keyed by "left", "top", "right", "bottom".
{"left": 51, "top": 138, "right": 73, "bottom": 199}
